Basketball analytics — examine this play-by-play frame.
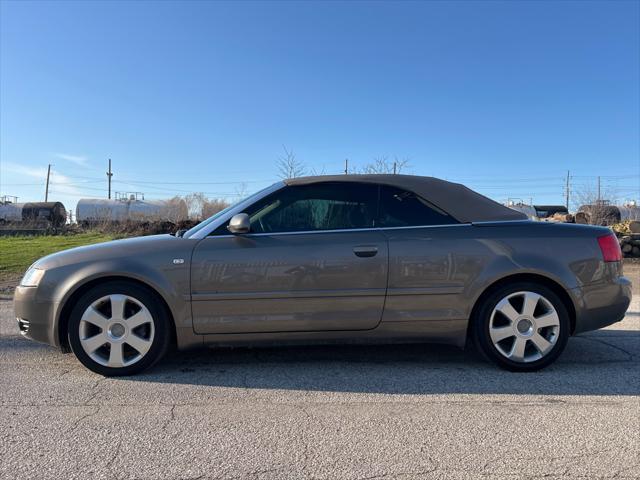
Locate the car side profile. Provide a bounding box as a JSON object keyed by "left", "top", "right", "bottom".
{"left": 14, "top": 174, "right": 632, "bottom": 376}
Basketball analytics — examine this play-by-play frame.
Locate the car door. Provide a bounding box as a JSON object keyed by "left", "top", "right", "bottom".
{"left": 377, "top": 184, "right": 484, "bottom": 330}
{"left": 191, "top": 182, "right": 388, "bottom": 334}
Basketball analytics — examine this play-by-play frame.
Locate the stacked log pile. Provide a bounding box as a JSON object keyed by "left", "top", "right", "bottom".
{"left": 574, "top": 212, "right": 589, "bottom": 224}
{"left": 548, "top": 213, "right": 575, "bottom": 223}
{"left": 619, "top": 236, "right": 640, "bottom": 257}
{"left": 613, "top": 221, "right": 640, "bottom": 258}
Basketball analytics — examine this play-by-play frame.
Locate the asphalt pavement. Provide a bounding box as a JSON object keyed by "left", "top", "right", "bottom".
{"left": 1, "top": 266, "right": 638, "bottom": 479}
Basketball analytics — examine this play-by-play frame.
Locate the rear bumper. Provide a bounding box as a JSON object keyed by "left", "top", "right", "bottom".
{"left": 571, "top": 276, "right": 632, "bottom": 334}
{"left": 13, "top": 286, "right": 60, "bottom": 348}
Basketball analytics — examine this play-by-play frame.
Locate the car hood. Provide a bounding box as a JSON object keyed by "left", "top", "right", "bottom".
{"left": 33, "top": 234, "right": 189, "bottom": 270}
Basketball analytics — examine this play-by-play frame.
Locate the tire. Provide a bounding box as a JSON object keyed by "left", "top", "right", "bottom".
{"left": 67, "top": 280, "right": 171, "bottom": 376}
{"left": 472, "top": 282, "right": 570, "bottom": 372}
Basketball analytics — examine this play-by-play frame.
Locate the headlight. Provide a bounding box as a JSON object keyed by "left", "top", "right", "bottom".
{"left": 20, "top": 267, "right": 45, "bottom": 287}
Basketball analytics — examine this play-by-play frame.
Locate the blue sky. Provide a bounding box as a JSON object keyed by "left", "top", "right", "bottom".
{"left": 1, "top": 0, "right": 638, "bottom": 212}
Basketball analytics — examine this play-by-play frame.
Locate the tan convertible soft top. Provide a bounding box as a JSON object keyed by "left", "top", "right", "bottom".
{"left": 284, "top": 174, "right": 527, "bottom": 223}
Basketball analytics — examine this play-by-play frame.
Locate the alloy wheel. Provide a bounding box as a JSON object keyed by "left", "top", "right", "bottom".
{"left": 78, "top": 294, "right": 155, "bottom": 368}
{"left": 489, "top": 291, "right": 561, "bottom": 363}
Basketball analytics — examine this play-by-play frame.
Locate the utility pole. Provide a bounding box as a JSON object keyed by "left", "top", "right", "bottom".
{"left": 565, "top": 170, "right": 570, "bottom": 209}
{"left": 107, "top": 158, "right": 113, "bottom": 199}
{"left": 344, "top": 159, "right": 348, "bottom": 175}
{"left": 393, "top": 161, "right": 397, "bottom": 175}
{"left": 597, "top": 176, "right": 601, "bottom": 204}
{"left": 44, "top": 164, "right": 51, "bottom": 202}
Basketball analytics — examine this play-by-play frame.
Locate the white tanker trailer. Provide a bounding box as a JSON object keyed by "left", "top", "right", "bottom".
{"left": 76, "top": 197, "right": 188, "bottom": 224}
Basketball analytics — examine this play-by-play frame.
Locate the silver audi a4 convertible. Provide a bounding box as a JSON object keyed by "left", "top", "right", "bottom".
{"left": 14, "top": 175, "right": 632, "bottom": 376}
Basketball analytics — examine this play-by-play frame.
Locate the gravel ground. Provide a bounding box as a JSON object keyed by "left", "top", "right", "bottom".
{"left": 1, "top": 266, "right": 638, "bottom": 479}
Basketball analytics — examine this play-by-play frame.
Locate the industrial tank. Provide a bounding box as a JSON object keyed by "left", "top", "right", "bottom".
{"left": 0, "top": 202, "right": 22, "bottom": 223}
{"left": 577, "top": 203, "right": 640, "bottom": 225}
{"left": 76, "top": 197, "right": 188, "bottom": 224}
{"left": 618, "top": 203, "right": 640, "bottom": 221}
{"left": 0, "top": 202, "right": 67, "bottom": 227}
{"left": 506, "top": 202, "right": 537, "bottom": 220}
{"left": 76, "top": 199, "right": 129, "bottom": 223}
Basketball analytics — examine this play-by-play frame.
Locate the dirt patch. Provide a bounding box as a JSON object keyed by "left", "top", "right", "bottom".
{"left": 0, "top": 274, "right": 20, "bottom": 298}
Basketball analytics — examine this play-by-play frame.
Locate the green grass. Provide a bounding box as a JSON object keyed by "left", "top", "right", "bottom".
{"left": 0, "top": 232, "right": 115, "bottom": 281}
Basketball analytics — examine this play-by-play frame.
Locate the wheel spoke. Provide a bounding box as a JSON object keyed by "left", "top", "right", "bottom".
{"left": 490, "top": 326, "right": 515, "bottom": 343}
{"left": 535, "top": 311, "right": 560, "bottom": 328}
{"left": 509, "top": 337, "right": 527, "bottom": 361}
{"left": 126, "top": 334, "right": 152, "bottom": 355}
{"left": 110, "top": 294, "right": 127, "bottom": 320}
{"left": 495, "top": 299, "right": 520, "bottom": 322}
{"left": 81, "top": 306, "right": 108, "bottom": 329}
{"left": 127, "top": 309, "right": 151, "bottom": 328}
{"left": 521, "top": 292, "right": 539, "bottom": 317}
{"left": 531, "top": 333, "right": 552, "bottom": 354}
{"left": 108, "top": 342, "right": 125, "bottom": 367}
{"left": 82, "top": 333, "right": 107, "bottom": 353}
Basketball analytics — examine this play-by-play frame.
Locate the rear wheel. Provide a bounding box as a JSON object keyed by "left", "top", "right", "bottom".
{"left": 472, "top": 282, "right": 570, "bottom": 372}
{"left": 67, "top": 281, "right": 171, "bottom": 376}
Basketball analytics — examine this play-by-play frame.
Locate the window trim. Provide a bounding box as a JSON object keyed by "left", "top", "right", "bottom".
{"left": 195, "top": 181, "right": 464, "bottom": 238}
{"left": 203, "top": 222, "right": 471, "bottom": 240}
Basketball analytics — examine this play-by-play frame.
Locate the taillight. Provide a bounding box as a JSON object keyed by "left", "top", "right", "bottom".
{"left": 597, "top": 234, "right": 622, "bottom": 262}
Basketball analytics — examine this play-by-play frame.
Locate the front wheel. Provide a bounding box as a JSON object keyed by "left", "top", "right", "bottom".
{"left": 472, "top": 282, "right": 570, "bottom": 372}
{"left": 67, "top": 281, "right": 171, "bottom": 376}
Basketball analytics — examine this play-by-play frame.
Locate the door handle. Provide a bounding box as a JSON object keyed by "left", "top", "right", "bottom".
{"left": 353, "top": 246, "right": 378, "bottom": 258}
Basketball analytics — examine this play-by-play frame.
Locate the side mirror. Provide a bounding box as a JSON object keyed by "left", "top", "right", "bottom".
{"left": 227, "top": 213, "right": 250, "bottom": 234}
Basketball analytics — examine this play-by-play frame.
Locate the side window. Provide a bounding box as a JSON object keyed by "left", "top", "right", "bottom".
{"left": 378, "top": 185, "right": 458, "bottom": 227}
{"left": 216, "top": 182, "right": 378, "bottom": 234}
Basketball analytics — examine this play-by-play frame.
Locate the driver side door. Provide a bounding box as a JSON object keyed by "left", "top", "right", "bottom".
{"left": 190, "top": 182, "right": 388, "bottom": 334}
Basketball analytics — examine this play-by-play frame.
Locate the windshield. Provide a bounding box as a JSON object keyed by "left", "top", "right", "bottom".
{"left": 182, "top": 183, "right": 281, "bottom": 239}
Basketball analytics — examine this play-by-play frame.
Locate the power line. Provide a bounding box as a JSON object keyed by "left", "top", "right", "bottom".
{"left": 59, "top": 173, "right": 275, "bottom": 185}
{"left": 1, "top": 182, "right": 46, "bottom": 186}
{"left": 7, "top": 163, "right": 638, "bottom": 206}
{"left": 52, "top": 185, "right": 110, "bottom": 192}
{"left": 118, "top": 176, "right": 277, "bottom": 185}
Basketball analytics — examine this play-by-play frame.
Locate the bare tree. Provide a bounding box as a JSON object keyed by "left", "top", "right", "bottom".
{"left": 277, "top": 145, "right": 306, "bottom": 179}
{"left": 202, "top": 198, "right": 229, "bottom": 218}
{"left": 166, "top": 196, "right": 189, "bottom": 223}
{"left": 573, "top": 181, "right": 620, "bottom": 225}
{"left": 359, "top": 156, "right": 409, "bottom": 174}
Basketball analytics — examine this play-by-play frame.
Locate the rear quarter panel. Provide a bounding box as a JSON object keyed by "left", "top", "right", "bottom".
{"left": 381, "top": 222, "right": 612, "bottom": 339}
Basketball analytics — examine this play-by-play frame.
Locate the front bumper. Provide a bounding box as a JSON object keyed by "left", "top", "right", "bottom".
{"left": 572, "top": 275, "right": 632, "bottom": 334}
{"left": 13, "top": 286, "right": 61, "bottom": 348}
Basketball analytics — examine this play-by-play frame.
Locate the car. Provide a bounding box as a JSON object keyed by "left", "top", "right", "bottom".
{"left": 14, "top": 174, "right": 632, "bottom": 376}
